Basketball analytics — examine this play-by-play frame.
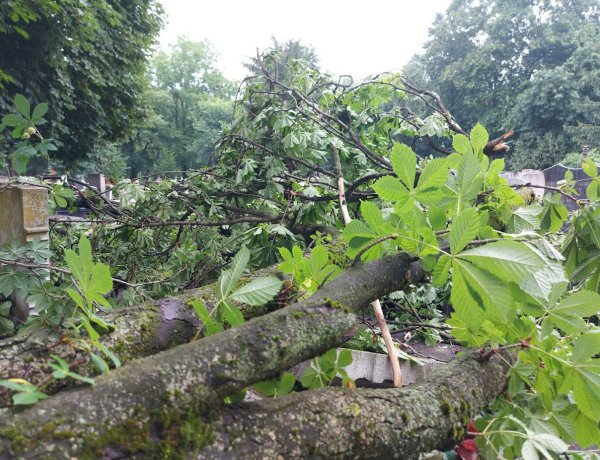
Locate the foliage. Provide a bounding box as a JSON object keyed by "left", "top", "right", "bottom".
{"left": 244, "top": 37, "right": 320, "bottom": 82}
{"left": 49, "top": 355, "right": 95, "bottom": 386}
{"left": 344, "top": 325, "right": 383, "bottom": 353}
{"left": 121, "top": 37, "right": 235, "bottom": 176}
{"left": 0, "top": 94, "right": 56, "bottom": 175}
{"left": 0, "top": 379, "right": 47, "bottom": 406}
{"left": 4, "top": 48, "right": 600, "bottom": 456}
{"left": 561, "top": 148, "right": 600, "bottom": 168}
{"left": 0, "top": 0, "right": 164, "bottom": 164}
{"left": 406, "top": 0, "right": 600, "bottom": 170}
{"left": 252, "top": 372, "right": 296, "bottom": 397}
{"left": 300, "top": 348, "right": 354, "bottom": 389}
{"left": 64, "top": 235, "right": 113, "bottom": 332}
{"left": 278, "top": 244, "right": 341, "bottom": 298}
{"left": 191, "top": 246, "right": 283, "bottom": 334}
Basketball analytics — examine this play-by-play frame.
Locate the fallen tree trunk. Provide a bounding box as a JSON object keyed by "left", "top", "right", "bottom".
{"left": 0, "top": 267, "right": 283, "bottom": 407}
{"left": 203, "top": 352, "right": 513, "bottom": 459}
{"left": 0, "top": 351, "right": 512, "bottom": 459}
{"left": 0, "top": 253, "right": 424, "bottom": 458}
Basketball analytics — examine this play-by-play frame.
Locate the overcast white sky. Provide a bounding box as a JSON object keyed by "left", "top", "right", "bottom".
{"left": 158, "top": 1, "right": 452, "bottom": 81}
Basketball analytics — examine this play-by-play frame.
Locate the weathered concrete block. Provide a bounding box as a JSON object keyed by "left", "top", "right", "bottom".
{"left": 0, "top": 180, "right": 49, "bottom": 247}
{"left": 294, "top": 347, "right": 448, "bottom": 388}
{"left": 88, "top": 173, "right": 112, "bottom": 201}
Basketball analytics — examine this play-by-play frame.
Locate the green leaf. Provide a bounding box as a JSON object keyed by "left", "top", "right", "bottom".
{"left": 372, "top": 176, "right": 409, "bottom": 203}
{"left": 458, "top": 241, "right": 546, "bottom": 283}
{"left": 456, "top": 152, "right": 482, "bottom": 203}
{"left": 428, "top": 207, "right": 447, "bottom": 231}
{"left": 452, "top": 134, "right": 471, "bottom": 155}
{"left": 66, "top": 288, "right": 86, "bottom": 310}
{"left": 0, "top": 381, "right": 28, "bottom": 392}
{"left": 217, "top": 246, "right": 250, "bottom": 299}
{"left": 0, "top": 316, "right": 14, "bottom": 334}
{"left": 54, "top": 195, "right": 67, "bottom": 208}
{"left": 31, "top": 102, "right": 48, "bottom": 120}
{"left": 360, "top": 201, "right": 385, "bottom": 234}
{"left": 14, "top": 94, "right": 30, "bottom": 119}
{"left": 432, "top": 254, "right": 451, "bottom": 286}
{"left": 13, "top": 391, "right": 47, "bottom": 405}
{"left": 343, "top": 220, "right": 377, "bottom": 259}
{"left": 569, "top": 408, "right": 600, "bottom": 447}
{"left": 449, "top": 208, "right": 479, "bottom": 254}
{"left": 572, "top": 331, "right": 600, "bottom": 363}
{"left": 452, "top": 258, "right": 513, "bottom": 321}
{"left": 337, "top": 349, "right": 353, "bottom": 367}
{"left": 553, "top": 290, "right": 600, "bottom": 317}
{"left": 221, "top": 300, "right": 244, "bottom": 327}
{"left": 418, "top": 158, "right": 448, "bottom": 189}
{"left": 90, "top": 353, "right": 110, "bottom": 374}
{"left": 191, "top": 300, "right": 222, "bottom": 336}
{"left": 253, "top": 372, "right": 295, "bottom": 397}
{"left": 309, "top": 245, "right": 329, "bottom": 273}
{"left": 2, "top": 113, "right": 25, "bottom": 127}
{"left": 572, "top": 367, "right": 600, "bottom": 422}
{"left": 89, "top": 263, "right": 113, "bottom": 295}
{"left": 510, "top": 206, "right": 543, "bottom": 233}
{"left": 582, "top": 158, "right": 598, "bottom": 178}
{"left": 415, "top": 159, "right": 449, "bottom": 206}
{"left": 390, "top": 143, "right": 416, "bottom": 190}
{"left": 230, "top": 276, "right": 283, "bottom": 306}
{"left": 300, "top": 367, "right": 326, "bottom": 389}
{"left": 488, "top": 157, "right": 505, "bottom": 178}
{"left": 0, "top": 380, "right": 48, "bottom": 406}
{"left": 571, "top": 251, "right": 600, "bottom": 283}
{"left": 95, "top": 342, "right": 121, "bottom": 368}
{"left": 470, "top": 123, "right": 489, "bottom": 153}
{"left": 11, "top": 152, "right": 29, "bottom": 175}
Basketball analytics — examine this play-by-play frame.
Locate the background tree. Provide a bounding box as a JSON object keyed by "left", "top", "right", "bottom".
{"left": 122, "top": 37, "right": 236, "bottom": 176}
{"left": 0, "top": 0, "right": 164, "bottom": 165}
{"left": 244, "top": 37, "right": 320, "bottom": 81}
{"left": 405, "top": 0, "right": 600, "bottom": 169}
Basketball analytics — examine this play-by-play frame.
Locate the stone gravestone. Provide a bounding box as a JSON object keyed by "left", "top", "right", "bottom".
{"left": 519, "top": 169, "right": 546, "bottom": 198}
{"left": 0, "top": 179, "right": 49, "bottom": 321}
{"left": 88, "top": 173, "right": 112, "bottom": 201}
{"left": 0, "top": 180, "right": 49, "bottom": 246}
{"left": 543, "top": 164, "right": 600, "bottom": 212}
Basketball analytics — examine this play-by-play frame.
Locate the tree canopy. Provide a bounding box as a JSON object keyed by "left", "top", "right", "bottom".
{"left": 0, "top": 0, "right": 164, "bottom": 165}
{"left": 406, "top": 0, "right": 600, "bottom": 169}
{"left": 2, "top": 3, "right": 600, "bottom": 458}
{"left": 122, "top": 37, "right": 236, "bottom": 176}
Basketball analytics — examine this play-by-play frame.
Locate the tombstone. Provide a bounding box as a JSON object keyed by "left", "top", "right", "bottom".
{"left": 543, "top": 163, "right": 600, "bottom": 211}
{"left": 500, "top": 171, "right": 527, "bottom": 187}
{"left": 0, "top": 179, "right": 49, "bottom": 320}
{"left": 518, "top": 169, "right": 546, "bottom": 198}
{"left": 88, "top": 172, "right": 112, "bottom": 201}
{"left": 0, "top": 179, "right": 49, "bottom": 247}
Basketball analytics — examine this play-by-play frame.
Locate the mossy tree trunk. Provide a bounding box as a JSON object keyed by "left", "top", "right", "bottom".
{"left": 0, "top": 267, "right": 283, "bottom": 408}
{"left": 203, "top": 352, "right": 512, "bottom": 460}
{"left": 0, "top": 253, "right": 427, "bottom": 458}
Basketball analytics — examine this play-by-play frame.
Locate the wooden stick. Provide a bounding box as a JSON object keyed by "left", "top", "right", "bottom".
{"left": 332, "top": 144, "right": 402, "bottom": 387}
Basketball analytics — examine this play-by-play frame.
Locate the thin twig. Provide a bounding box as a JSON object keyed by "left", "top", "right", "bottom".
{"left": 512, "top": 183, "right": 581, "bottom": 205}
{"left": 352, "top": 234, "right": 399, "bottom": 266}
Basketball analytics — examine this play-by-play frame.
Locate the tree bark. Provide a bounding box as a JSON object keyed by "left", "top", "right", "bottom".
{"left": 0, "top": 351, "right": 512, "bottom": 460}
{"left": 0, "top": 267, "right": 283, "bottom": 407}
{"left": 0, "top": 253, "right": 424, "bottom": 459}
{"left": 203, "top": 352, "right": 512, "bottom": 460}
